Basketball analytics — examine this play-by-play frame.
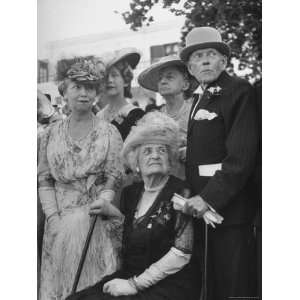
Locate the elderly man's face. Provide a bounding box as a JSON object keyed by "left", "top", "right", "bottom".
{"left": 187, "top": 48, "right": 227, "bottom": 84}
{"left": 138, "top": 144, "right": 170, "bottom": 177}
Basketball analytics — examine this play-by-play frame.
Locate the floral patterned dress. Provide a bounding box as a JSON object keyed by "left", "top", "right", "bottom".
{"left": 38, "top": 117, "right": 124, "bottom": 300}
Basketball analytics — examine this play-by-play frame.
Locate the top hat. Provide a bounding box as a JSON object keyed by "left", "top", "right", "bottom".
{"left": 180, "top": 27, "right": 230, "bottom": 62}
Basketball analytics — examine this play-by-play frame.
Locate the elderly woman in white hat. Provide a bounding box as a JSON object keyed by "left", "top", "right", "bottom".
{"left": 67, "top": 111, "right": 199, "bottom": 300}
{"left": 97, "top": 48, "right": 145, "bottom": 140}
{"left": 138, "top": 55, "right": 196, "bottom": 180}
{"left": 180, "top": 26, "right": 258, "bottom": 300}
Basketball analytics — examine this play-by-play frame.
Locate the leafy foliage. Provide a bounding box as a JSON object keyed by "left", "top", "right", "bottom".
{"left": 119, "top": 0, "right": 261, "bottom": 82}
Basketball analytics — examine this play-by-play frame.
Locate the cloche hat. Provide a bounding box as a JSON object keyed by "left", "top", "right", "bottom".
{"left": 180, "top": 26, "right": 230, "bottom": 62}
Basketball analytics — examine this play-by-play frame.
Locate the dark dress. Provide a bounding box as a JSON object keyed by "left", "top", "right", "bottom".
{"left": 111, "top": 108, "right": 144, "bottom": 141}
{"left": 66, "top": 176, "right": 200, "bottom": 300}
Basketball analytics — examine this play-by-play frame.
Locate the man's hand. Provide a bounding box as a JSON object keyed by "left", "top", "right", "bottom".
{"left": 183, "top": 195, "right": 209, "bottom": 218}
{"left": 103, "top": 278, "right": 137, "bottom": 296}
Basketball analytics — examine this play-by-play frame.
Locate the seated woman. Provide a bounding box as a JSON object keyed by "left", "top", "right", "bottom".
{"left": 38, "top": 58, "right": 124, "bottom": 300}
{"left": 97, "top": 48, "right": 145, "bottom": 141}
{"left": 67, "top": 111, "right": 198, "bottom": 300}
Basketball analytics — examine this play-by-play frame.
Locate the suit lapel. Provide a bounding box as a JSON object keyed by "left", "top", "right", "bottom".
{"left": 188, "top": 90, "right": 211, "bottom": 135}
{"left": 187, "top": 71, "right": 230, "bottom": 136}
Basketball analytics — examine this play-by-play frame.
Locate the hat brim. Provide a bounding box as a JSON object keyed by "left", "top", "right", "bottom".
{"left": 138, "top": 59, "right": 185, "bottom": 92}
{"left": 75, "top": 80, "right": 100, "bottom": 85}
{"left": 180, "top": 42, "right": 230, "bottom": 62}
{"left": 108, "top": 52, "right": 141, "bottom": 70}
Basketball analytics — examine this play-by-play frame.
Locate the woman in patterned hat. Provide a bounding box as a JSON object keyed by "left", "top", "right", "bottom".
{"left": 66, "top": 112, "right": 199, "bottom": 300}
{"left": 38, "top": 57, "right": 125, "bottom": 300}
{"left": 97, "top": 48, "right": 145, "bottom": 141}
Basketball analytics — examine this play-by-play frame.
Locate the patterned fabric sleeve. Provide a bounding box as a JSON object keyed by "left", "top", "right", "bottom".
{"left": 103, "top": 124, "right": 125, "bottom": 191}
{"left": 37, "top": 126, "right": 55, "bottom": 188}
{"left": 174, "top": 212, "right": 194, "bottom": 254}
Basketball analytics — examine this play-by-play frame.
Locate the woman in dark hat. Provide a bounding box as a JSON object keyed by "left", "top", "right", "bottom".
{"left": 38, "top": 58, "right": 125, "bottom": 300}
{"left": 97, "top": 48, "right": 145, "bottom": 140}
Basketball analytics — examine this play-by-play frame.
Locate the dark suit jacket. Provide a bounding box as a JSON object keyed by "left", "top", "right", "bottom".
{"left": 186, "top": 71, "right": 259, "bottom": 226}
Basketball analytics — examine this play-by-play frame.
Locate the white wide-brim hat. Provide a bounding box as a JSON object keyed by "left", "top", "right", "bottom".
{"left": 180, "top": 27, "right": 230, "bottom": 62}
{"left": 138, "top": 55, "right": 189, "bottom": 92}
{"left": 121, "top": 111, "right": 181, "bottom": 170}
{"left": 102, "top": 47, "right": 141, "bottom": 70}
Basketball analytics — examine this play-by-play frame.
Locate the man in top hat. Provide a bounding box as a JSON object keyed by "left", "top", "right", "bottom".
{"left": 138, "top": 55, "right": 195, "bottom": 180}
{"left": 180, "top": 27, "right": 259, "bottom": 300}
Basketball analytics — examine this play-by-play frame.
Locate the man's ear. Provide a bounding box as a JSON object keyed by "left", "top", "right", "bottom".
{"left": 182, "top": 78, "right": 190, "bottom": 91}
{"left": 221, "top": 56, "right": 228, "bottom": 69}
{"left": 187, "top": 62, "right": 195, "bottom": 77}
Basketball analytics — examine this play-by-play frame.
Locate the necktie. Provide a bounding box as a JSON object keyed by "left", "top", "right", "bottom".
{"left": 190, "top": 91, "right": 203, "bottom": 120}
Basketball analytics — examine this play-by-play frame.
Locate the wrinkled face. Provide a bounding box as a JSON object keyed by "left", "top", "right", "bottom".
{"left": 64, "top": 80, "right": 96, "bottom": 113}
{"left": 157, "top": 67, "right": 189, "bottom": 97}
{"left": 138, "top": 143, "right": 170, "bottom": 177}
{"left": 187, "top": 48, "right": 227, "bottom": 84}
{"left": 105, "top": 66, "right": 126, "bottom": 98}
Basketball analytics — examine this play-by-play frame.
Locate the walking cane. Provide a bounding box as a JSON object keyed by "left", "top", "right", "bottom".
{"left": 70, "top": 215, "right": 98, "bottom": 295}
{"left": 200, "top": 222, "right": 208, "bottom": 300}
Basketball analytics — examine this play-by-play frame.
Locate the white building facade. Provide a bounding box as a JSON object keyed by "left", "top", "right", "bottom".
{"left": 38, "top": 19, "right": 184, "bottom": 106}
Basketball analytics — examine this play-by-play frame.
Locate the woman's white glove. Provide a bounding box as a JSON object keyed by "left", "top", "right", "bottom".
{"left": 103, "top": 278, "right": 137, "bottom": 296}
{"left": 132, "top": 247, "right": 190, "bottom": 290}
{"left": 47, "top": 213, "right": 60, "bottom": 234}
{"left": 38, "top": 187, "right": 59, "bottom": 220}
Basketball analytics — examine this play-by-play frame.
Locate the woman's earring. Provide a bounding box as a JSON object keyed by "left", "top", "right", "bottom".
{"left": 136, "top": 167, "right": 140, "bottom": 174}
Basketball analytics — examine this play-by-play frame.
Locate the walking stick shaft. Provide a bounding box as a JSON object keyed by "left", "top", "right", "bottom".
{"left": 200, "top": 222, "right": 208, "bottom": 300}
{"left": 203, "top": 223, "right": 208, "bottom": 300}
{"left": 71, "top": 215, "right": 98, "bottom": 295}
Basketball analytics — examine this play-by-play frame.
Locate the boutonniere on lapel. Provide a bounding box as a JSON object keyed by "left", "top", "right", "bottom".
{"left": 194, "top": 109, "right": 218, "bottom": 121}
{"left": 206, "top": 85, "right": 222, "bottom": 98}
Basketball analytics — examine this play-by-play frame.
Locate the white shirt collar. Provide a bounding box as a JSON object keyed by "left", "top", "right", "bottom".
{"left": 193, "top": 85, "right": 204, "bottom": 95}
